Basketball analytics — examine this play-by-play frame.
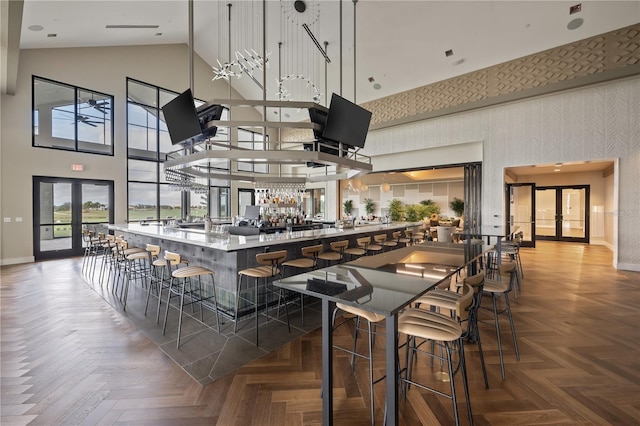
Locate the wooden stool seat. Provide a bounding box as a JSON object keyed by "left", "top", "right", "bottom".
{"left": 336, "top": 302, "right": 386, "bottom": 324}
{"left": 172, "top": 265, "right": 214, "bottom": 279}
{"left": 318, "top": 240, "right": 349, "bottom": 265}
{"left": 240, "top": 265, "right": 280, "bottom": 279}
{"left": 399, "top": 309, "right": 462, "bottom": 341}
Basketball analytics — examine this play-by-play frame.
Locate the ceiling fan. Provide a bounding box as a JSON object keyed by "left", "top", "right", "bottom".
{"left": 77, "top": 114, "right": 101, "bottom": 127}
{"left": 78, "top": 95, "right": 111, "bottom": 114}
{"left": 87, "top": 98, "right": 111, "bottom": 114}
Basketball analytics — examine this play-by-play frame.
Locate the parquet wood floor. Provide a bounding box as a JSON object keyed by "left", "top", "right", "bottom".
{"left": 1, "top": 242, "right": 639, "bottom": 425}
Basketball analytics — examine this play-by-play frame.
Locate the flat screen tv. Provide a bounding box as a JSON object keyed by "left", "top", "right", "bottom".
{"left": 196, "top": 103, "right": 223, "bottom": 141}
{"left": 308, "top": 106, "right": 328, "bottom": 141}
{"left": 162, "top": 89, "right": 202, "bottom": 145}
{"left": 322, "top": 93, "right": 372, "bottom": 149}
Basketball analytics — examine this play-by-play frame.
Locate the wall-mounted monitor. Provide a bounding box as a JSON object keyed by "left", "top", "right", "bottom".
{"left": 308, "top": 106, "right": 328, "bottom": 141}
{"left": 322, "top": 93, "right": 372, "bottom": 149}
{"left": 162, "top": 89, "right": 202, "bottom": 145}
{"left": 197, "top": 103, "right": 223, "bottom": 141}
{"left": 162, "top": 89, "right": 223, "bottom": 145}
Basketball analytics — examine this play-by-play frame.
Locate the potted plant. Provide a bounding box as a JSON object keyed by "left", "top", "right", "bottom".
{"left": 364, "top": 198, "right": 375, "bottom": 218}
{"left": 388, "top": 199, "right": 404, "bottom": 222}
{"left": 449, "top": 197, "right": 464, "bottom": 218}
{"left": 343, "top": 199, "right": 353, "bottom": 217}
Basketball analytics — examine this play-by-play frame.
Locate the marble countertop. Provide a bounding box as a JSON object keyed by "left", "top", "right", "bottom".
{"left": 109, "top": 222, "right": 418, "bottom": 252}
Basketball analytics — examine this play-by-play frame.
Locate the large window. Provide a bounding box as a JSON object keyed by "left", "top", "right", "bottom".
{"left": 238, "top": 129, "right": 269, "bottom": 174}
{"left": 33, "top": 76, "right": 114, "bottom": 155}
{"left": 126, "top": 78, "right": 231, "bottom": 221}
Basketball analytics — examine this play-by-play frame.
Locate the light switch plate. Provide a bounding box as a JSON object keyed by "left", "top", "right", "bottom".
{"left": 3, "top": 217, "right": 11, "bottom": 223}
{"left": 15, "top": 217, "right": 23, "bottom": 222}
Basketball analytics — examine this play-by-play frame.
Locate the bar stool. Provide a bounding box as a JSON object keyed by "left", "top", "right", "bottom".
{"left": 121, "top": 245, "right": 154, "bottom": 311}
{"left": 382, "top": 231, "right": 401, "bottom": 250}
{"left": 235, "top": 250, "right": 289, "bottom": 346}
{"left": 111, "top": 239, "right": 144, "bottom": 296}
{"left": 483, "top": 261, "right": 520, "bottom": 380}
{"left": 161, "top": 251, "right": 221, "bottom": 348}
{"left": 331, "top": 303, "right": 386, "bottom": 425}
{"left": 398, "top": 229, "right": 413, "bottom": 246}
{"left": 282, "top": 244, "right": 324, "bottom": 326}
{"left": 398, "top": 307, "right": 473, "bottom": 426}
{"left": 369, "top": 234, "right": 385, "bottom": 254}
{"left": 147, "top": 252, "right": 190, "bottom": 324}
{"left": 344, "top": 238, "right": 367, "bottom": 261}
{"left": 317, "top": 240, "right": 349, "bottom": 266}
{"left": 414, "top": 274, "right": 489, "bottom": 389}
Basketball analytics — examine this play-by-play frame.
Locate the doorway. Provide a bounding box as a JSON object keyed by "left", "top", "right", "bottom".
{"left": 33, "top": 176, "right": 114, "bottom": 260}
{"left": 505, "top": 183, "right": 536, "bottom": 248}
{"left": 535, "top": 185, "right": 590, "bottom": 243}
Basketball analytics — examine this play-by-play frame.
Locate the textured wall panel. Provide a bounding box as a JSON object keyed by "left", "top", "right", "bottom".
{"left": 363, "top": 24, "right": 640, "bottom": 126}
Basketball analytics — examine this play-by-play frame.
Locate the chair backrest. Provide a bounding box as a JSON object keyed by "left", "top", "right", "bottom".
{"left": 257, "top": 250, "right": 288, "bottom": 276}
{"left": 392, "top": 231, "right": 402, "bottom": 240}
{"left": 301, "top": 244, "right": 324, "bottom": 259}
{"left": 146, "top": 244, "right": 161, "bottom": 258}
{"left": 374, "top": 234, "right": 387, "bottom": 243}
{"left": 330, "top": 240, "right": 349, "bottom": 252}
{"left": 498, "top": 261, "right": 518, "bottom": 291}
{"left": 256, "top": 250, "right": 288, "bottom": 267}
{"left": 164, "top": 251, "right": 182, "bottom": 265}
{"left": 455, "top": 284, "right": 474, "bottom": 321}
{"left": 356, "top": 237, "right": 371, "bottom": 248}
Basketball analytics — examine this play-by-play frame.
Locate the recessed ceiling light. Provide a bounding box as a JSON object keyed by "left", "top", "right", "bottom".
{"left": 554, "top": 168, "right": 561, "bottom": 172}
{"left": 373, "top": 83, "right": 381, "bottom": 90}
{"left": 570, "top": 3, "right": 582, "bottom": 14}
{"left": 445, "top": 49, "right": 454, "bottom": 57}
{"left": 567, "top": 18, "right": 584, "bottom": 30}
{"left": 155, "top": 32, "right": 163, "bottom": 36}
{"left": 28, "top": 25, "right": 44, "bottom": 32}
{"left": 368, "top": 76, "right": 375, "bottom": 82}
{"left": 47, "top": 33, "right": 57, "bottom": 38}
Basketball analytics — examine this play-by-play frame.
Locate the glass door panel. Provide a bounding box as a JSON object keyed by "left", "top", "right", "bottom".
{"left": 561, "top": 188, "right": 586, "bottom": 239}
{"left": 535, "top": 188, "right": 556, "bottom": 237}
{"left": 506, "top": 183, "right": 535, "bottom": 247}
{"left": 82, "top": 183, "right": 111, "bottom": 224}
{"left": 39, "top": 181, "right": 73, "bottom": 252}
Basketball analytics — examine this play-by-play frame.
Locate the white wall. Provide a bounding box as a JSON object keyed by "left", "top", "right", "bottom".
{"left": 0, "top": 43, "right": 261, "bottom": 264}
{"left": 365, "top": 77, "right": 640, "bottom": 271}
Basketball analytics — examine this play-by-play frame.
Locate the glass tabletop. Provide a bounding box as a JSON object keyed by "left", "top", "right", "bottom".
{"left": 275, "top": 260, "right": 463, "bottom": 317}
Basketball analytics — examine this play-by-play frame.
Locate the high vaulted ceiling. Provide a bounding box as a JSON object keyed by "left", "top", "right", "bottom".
{"left": 11, "top": 0, "right": 640, "bottom": 108}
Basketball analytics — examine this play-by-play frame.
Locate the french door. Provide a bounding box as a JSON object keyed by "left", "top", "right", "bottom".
{"left": 505, "top": 183, "right": 536, "bottom": 248}
{"left": 535, "top": 185, "right": 590, "bottom": 243}
{"left": 33, "top": 177, "right": 114, "bottom": 260}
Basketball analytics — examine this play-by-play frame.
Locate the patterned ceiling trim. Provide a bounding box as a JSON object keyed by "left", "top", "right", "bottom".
{"left": 363, "top": 23, "right": 640, "bottom": 127}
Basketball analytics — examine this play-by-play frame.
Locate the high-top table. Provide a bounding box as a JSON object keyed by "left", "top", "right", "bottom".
{"left": 273, "top": 243, "right": 491, "bottom": 425}
{"left": 455, "top": 225, "right": 520, "bottom": 269}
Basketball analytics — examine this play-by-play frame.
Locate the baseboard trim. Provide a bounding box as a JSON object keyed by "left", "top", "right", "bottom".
{"left": 616, "top": 262, "right": 640, "bottom": 272}
{"left": 1, "top": 256, "right": 35, "bottom": 266}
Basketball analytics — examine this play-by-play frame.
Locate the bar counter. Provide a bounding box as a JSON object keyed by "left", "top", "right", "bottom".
{"left": 109, "top": 222, "right": 419, "bottom": 314}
